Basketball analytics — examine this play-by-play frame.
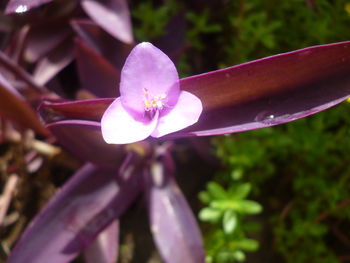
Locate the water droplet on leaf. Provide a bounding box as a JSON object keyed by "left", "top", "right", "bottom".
{"left": 15, "top": 4, "right": 28, "bottom": 13}
{"left": 255, "top": 111, "right": 276, "bottom": 125}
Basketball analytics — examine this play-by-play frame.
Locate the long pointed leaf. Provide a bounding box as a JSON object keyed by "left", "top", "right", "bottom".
{"left": 176, "top": 41, "right": 350, "bottom": 136}
{"left": 81, "top": 0, "right": 133, "bottom": 44}
{"left": 70, "top": 19, "right": 133, "bottom": 69}
{"left": 83, "top": 220, "right": 119, "bottom": 263}
{"left": 75, "top": 38, "right": 120, "bottom": 98}
{"left": 40, "top": 42, "right": 350, "bottom": 139}
{"left": 25, "top": 23, "right": 71, "bottom": 63}
{"left": 0, "top": 73, "right": 48, "bottom": 135}
{"left": 46, "top": 120, "right": 121, "bottom": 167}
{"left": 8, "top": 159, "right": 142, "bottom": 263}
{"left": 5, "top": 0, "right": 52, "bottom": 14}
{"left": 147, "top": 152, "right": 205, "bottom": 263}
{"left": 33, "top": 38, "right": 74, "bottom": 85}
{"left": 39, "top": 99, "right": 113, "bottom": 123}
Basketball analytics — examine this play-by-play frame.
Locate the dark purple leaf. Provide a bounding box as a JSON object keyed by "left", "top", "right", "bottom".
{"left": 5, "top": 0, "right": 52, "bottom": 14}
{"left": 33, "top": 38, "right": 74, "bottom": 85}
{"left": 25, "top": 23, "right": 71, "bottom": 63}
{"left": 0, "top": 50, "right": 45, "bottom": 93}
{"left": 39, "top": 99, "right": 113, "bottom": 123}
{"left": 146, "top": 151, "right": 205, "bottom": 263}
{"left": 5, "top": 26, "right": 29, "bottom": 63}
{"left": 75, "top": 38, "right": 119, "bottom": 98}
{"left": 81, "top": 0, "right": 133, "bottom": 44}
{"left": 83, "top": 220, "right": 119, "bottom": 263}
{"left": 174, "top": 41, "right": 350, "bottom": 137}
{"left": 5, "top": 0, "right": 78, "bottom": 16}
{"left": 8, "top": 158, "right": 142, "bottom": 263}
{"left": 70, "top": 19, "right": 133, "bottom": 68}
{"left": 41, "top": 42, "right": 350, "bottom": 140}
{"left": 46, "top": 119, "right": 121, "bottom": 167}
{"left": 0, "top": 72, "right": 48, "bottom": 135}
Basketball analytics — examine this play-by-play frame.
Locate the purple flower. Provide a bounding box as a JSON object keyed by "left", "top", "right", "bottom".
{"left": 101, "top": 42, "right": 203, "bottom": 144}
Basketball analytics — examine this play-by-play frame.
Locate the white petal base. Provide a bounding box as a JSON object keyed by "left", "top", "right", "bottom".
{"left": 151, "top": 91, "right": 203, "bottom": 138}
{"left": 101, "top": 98, "right": 158, "bottom": 144}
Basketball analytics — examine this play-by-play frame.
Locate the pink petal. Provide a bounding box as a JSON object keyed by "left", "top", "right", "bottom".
{"left": 120, "top": 42, "right": 180, "bottom": 116}
{"left": 101, "top": 97, "right": 158, "bottom": 144}
{"left": 151, "top": 91, "right": 202, "bottom": 138}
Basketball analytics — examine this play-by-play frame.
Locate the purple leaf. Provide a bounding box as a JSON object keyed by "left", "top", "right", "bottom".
{"left": 81, "top": 0, "right": 133, "bottom": 44}
{"left": 146, "top": 151, "right": 205, "bottom": 263}
{"left": 70, "top": 19, "right": 133, "bottom": 69}
{"left": 0, "top": 50, "right": 45, "bottom": 93}
{"left": 33, "top": 38, "right": 74, "bottom": 85}
{"left": 0, "top": 72, "right": 48, "bottom": 135}
{"left": 75, "top": 38, "right": 120, "bottom": 98}
{"left": 46, "top": 120, "right": 122, "bottom": 167}
{"left": 25, "top": 23, "right": 71, "bottom": 63}
{"left": 175, "top": 41, "right": 350, "bottom": 137}
{"left": 83, "top": 220, "right": 119, "bottom": 263}
{"left": 8, "top": 159, "right": 142, "bottom": 263}
{"left": 5, "top": 0, "right": 52, "bottom": 14}
{"left": 41, "top": 42, "right": 350, "bottom": 140}
{"left": 39, "top": 99, "right": 113, "bottom": 123}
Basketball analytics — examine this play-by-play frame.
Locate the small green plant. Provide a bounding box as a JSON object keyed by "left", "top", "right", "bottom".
{"left": 211, "top": 102, "right": 350, "bottom": 263}
{"left": 186, "top": 9, "right": 222, "bottom": 51}
{"left": 199, "top": 182, "right": 261, "bottom": 262}
{"left": 131, "top": 1, "right": 176, "bottom": 41}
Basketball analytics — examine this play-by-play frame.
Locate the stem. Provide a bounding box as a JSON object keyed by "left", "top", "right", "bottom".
{"left": 314, "top": 197, "right": 350, "bottom": 222}
{"left": 0, "top": 174, "right": 19, "bottom": 229}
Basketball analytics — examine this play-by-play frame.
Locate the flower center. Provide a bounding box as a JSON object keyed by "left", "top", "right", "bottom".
{"left": 143, "top": 88, "right": 167, "bottom": 113}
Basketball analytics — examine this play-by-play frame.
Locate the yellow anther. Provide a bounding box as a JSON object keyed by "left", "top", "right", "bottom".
{"left": 144, "top": 99, "right": 151, "bottom": 110}
{"left": 143, "top": 91, "right": 167, "bottom": 112}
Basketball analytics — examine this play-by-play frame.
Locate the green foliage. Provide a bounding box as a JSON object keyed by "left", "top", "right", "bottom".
{"left": 217, "top": 0, "right": 350, "bottom": 65}
{"left": 186, "top": 9, "right": 222, "bottom": 50}
{"left": 131, "top": 1, "right": 177, "bottom": 41}
{"left": 212, "top": 102, "right": 350, "bottom": 263}
{"left": 199, "top": 182, "right": 261, "bottom": 262}
{"left": 195, "top": 1, "right": 350, "bottom": 262}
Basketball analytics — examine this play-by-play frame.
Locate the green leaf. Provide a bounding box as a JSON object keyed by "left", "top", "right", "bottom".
{"left": 198, "top": 191, "right": 211, "bottom": 204}
{"left": 211, "top": 200, "right": 262, "bottom": 214}
{"left": 236, "top": 238, "right": 259, "bottom": 252}
{"left": 229, "top": 183, "right": 252, "bottom": 199}
{"left": 235, "top": 200, "right": 263, "bottom": 214}
{"left": 222, "top": 210, "right": 237, "bottom": 234}
{"left": 207, "top": 182, "right": 228, "bottom": 199}
{"left": 199, "top": 207, "right": 222, "bottom": 223}
{"left": 233, "top": 250, "right": 246, "bottom": 262}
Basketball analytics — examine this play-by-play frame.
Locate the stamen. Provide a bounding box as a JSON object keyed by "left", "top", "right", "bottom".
{"left": 142, "top": 88, "right": 167, "bottom": 113}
